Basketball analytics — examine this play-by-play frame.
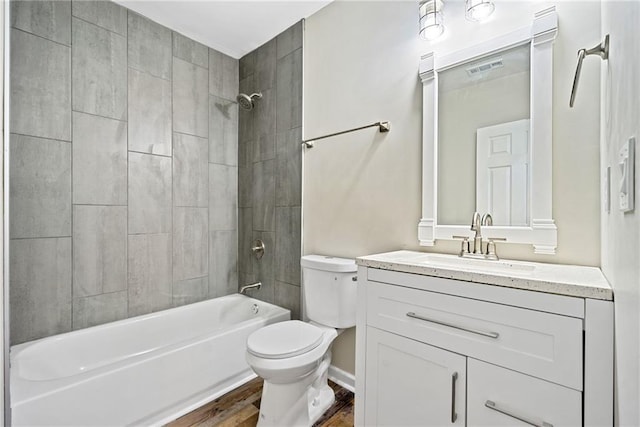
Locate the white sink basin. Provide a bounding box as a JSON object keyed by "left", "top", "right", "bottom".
{"left": 419, "top": 254, "right": 536, "bottom": 275}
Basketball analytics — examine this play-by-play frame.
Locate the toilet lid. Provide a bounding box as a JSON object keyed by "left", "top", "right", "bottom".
{"left": 247, "top": 321, "right": 324, "bottom": 359}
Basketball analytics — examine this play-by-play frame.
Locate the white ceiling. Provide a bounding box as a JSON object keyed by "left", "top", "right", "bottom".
{"left": 114, "top": 1, "right": 333, "bottom": 59}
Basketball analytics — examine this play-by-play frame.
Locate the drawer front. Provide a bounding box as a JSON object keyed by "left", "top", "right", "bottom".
{"left": 367, "top": 282, "right": 583, "bottom": 389}
{"left": 467, "top": 358, "right": 582, "bottom": 426}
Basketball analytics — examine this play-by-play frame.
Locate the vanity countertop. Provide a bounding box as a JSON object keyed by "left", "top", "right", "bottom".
{"left": 356, "top": 250, "right": 612, "bottom": 301}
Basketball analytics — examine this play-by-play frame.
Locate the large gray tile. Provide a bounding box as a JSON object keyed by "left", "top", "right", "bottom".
{"left": 209, "top": 49, "right": 223, "bottom": 97}
{"left": 10, "top": 238, "right": 72, "bottom": 344}
{"left": 209, "top": 50, "right": 239, "bottom": 102}
{"left": 255, "top": 39, "right": 276, "bottom": 90}
{"left": 252, "top": 160, "right": 275, "bottom": 232}
{"left": 128, "top": 11, "right": 172, "bottom": 80}
{"left": 276, "top": 128, "right": 302, "bottom": 207}
{"left": 276, "top": 21, "right": 303, "bottom": 60}
{"left": 73, "top": 291, "right": 127, "bottom": 330}
{"left": 173, "top": 207, "right": 208, "bottom": 281}
{"left": 276, "top": 49, "right": 303, "bottom": 132}
{"left": 128, "top": 69, "right": 172, "bottom": 156}
{"left": 222, "top": 55, "right": 239, "bottom": 102}
{"left": 209, "top": 96, "right": 238, "bottom": 166}
{"left": 173, "top": 57, "right": 208, "bottom": 138}
{"left": 173, "top": 32, "right": 208, "bottom": 68}
{"left": 252, "top": 231, "right": 275, "bottom": 304}
{"left": 209, "top": 164, "right": 238, "bottom": 231}
{"left": 128, "top": 152, "right": 172, "bottom": 234}
{"left": 238, "top": 75, "right": 254, "bottom": 145}
{"left": 173, "top": 276, "right": 208, "bottom": 307}
{"left": 238, "top": 166, "right": 252, "bottom": 208}
{"left": 128, "top": 233, "right": 172, "bottom": 316}
{"left": 275, "top": 206, "right": 301, "bottom": 286}
{"left": 10, "top": 29, "right": 71, "bottom": 141}
{"left": 209, "top": 230, "right": 238, "bottom": 298}
{"left": 73, "top": 205, "right": 127, "bottom": 298}
{"left": 72, "top": 18, "right": 127, "bottom": 120}
{"left": 254, "top": 88, "right": 276, "bottom": 162}
{"left": 73, "top": 112, "right": 127, "bottom": 205}
{"left": 238, "top": 208, "right": 255, "bottom": 286}
{"left": 71, "top": 0, "right": 126, "bottom": 35}
{"left": 274, "top": 281, "right": 300, "bottom": 320}
{"left": 239, "top": 50, "right": 255, "bottom": 80}
{"left": 10, "top": 134, "right": 71, "bottom": 239}
{"left": 11, "top": 0, "right": 71, "bottom": 45}
{"left": 174, "top": 132, "right": 208, "bottom": 207}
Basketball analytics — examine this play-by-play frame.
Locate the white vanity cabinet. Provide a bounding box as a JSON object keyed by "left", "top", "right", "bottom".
{"left": 355, "top": 251, "right": 614, "bottom": 427}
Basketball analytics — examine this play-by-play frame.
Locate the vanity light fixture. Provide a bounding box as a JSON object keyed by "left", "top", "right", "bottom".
{"left": 419, "top": 0, "right": 445, "bottom": 41}
{"left": 465, "top": 0, "right": 495, "bottom": 22}
{"left": 419, "top": 0, "right": 495, "bottom": 42}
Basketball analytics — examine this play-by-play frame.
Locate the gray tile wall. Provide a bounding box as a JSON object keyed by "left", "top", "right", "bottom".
{"left": 9, "top": 0, "right": 239, "bottom": 344}
{"left": 238, "top": 21, "right": 303, "bottom": 319}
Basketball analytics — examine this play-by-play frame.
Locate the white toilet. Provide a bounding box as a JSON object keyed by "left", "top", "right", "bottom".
{"left": 245, "top": 255, "right": 357, "bottom": 426}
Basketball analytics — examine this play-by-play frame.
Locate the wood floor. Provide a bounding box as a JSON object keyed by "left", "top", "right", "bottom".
{"left": 166, "top": 378, "right": 354, "bottom": 427}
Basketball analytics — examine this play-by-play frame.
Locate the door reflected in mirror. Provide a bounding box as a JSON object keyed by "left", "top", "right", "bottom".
{"left": 437, "top": 43, "right": 531, "bottom": 226}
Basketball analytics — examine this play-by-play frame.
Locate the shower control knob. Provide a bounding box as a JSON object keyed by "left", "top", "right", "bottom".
{"left": 251, "top": 239, "right": 265, "bottom": 260}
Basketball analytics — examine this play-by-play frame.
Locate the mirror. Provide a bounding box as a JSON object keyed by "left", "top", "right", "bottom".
{"left": 438, "top": 43, "right": 531, "bottom": 226}
{"left": 418, "top": 7, "right": 558, "bottom": 254}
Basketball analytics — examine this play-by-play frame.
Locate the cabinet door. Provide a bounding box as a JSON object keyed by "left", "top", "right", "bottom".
{"left": 467, "top": 358, "right": 582, "bottom": 427}
{"left": 364, "top": 327, "right": 466, "bottom": 426}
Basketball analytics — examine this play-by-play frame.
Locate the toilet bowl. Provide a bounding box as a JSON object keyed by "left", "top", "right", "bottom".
{"left": 245, "top": 255, "right": 357, "bottom": 427}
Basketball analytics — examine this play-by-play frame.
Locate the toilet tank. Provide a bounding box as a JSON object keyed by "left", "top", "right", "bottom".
{"left": 301, "top": 255, "right": 358, "bottom": 329}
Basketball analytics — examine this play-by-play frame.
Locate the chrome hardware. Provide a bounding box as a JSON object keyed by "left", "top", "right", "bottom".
{"left": 485, "top": 400, "right": 553, "bottom": 427}
{"left": 486, "top": 237, "right": 507, "bottom": 260}
{"left": 301, "top": 121, "right": 390, "bottom": 148}
{"left": 452, "top": 235, "right": 470, "bottom": 256}
{"left": 240, "top": 282, "right": 262, "bottom": 294}
{"left": 570, "top": 34, "right": 609, "bottom": 108}
{"left": 457, "top": 212, "right": 506, "bottom": 260}
{"left": 251, "top": 303, "right": 259, "bottom": 314}
{"left": 470, "top": 211, "right": 483, "bottom": 254}
{"left": 251, "top": 239, "right": 265, "bottom": 260}
{"left": 451, "top": 372, "right": 458, "bottom": 423}
{"left": 406, "top": 312, "right": 500, "bottom": 339}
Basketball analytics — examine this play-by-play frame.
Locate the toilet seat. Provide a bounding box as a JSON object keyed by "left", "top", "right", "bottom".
{"left": 247, "top": 321, "right": 324, "bottom": 359}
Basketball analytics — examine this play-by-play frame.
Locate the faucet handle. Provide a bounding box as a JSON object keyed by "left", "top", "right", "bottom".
{"left": 486, "top": 237, "right": 507, "bottom": 260}
{"left": 452, "top": 235, "right": 470, "bottom": 257}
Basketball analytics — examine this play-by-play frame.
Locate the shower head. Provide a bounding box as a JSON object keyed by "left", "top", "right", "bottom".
{"left": 236, "top": 92, "right": 263, "bottom": 111}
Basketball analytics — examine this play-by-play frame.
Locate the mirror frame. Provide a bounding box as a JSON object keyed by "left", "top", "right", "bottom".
{"left": 418, "top": 7, "right": 558, "bottom": 254}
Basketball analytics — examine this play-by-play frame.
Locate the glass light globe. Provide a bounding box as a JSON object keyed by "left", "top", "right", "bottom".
{"left": 466, "top": 0, "right": 495, "bottom": 22}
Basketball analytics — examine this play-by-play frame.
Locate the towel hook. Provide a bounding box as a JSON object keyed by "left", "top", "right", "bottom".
{"left": 569, "top": 34, "right": 609, "bottom": 108}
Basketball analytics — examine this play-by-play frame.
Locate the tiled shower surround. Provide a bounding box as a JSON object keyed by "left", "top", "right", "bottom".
{"left": 8, "top": 1, "right": 304, "bottom": 345}
{"left": 237, "top": 23, "right": 303, "bottom": 320}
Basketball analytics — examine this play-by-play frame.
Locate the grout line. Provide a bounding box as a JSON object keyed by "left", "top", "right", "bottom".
{"left": 9, "top": 132, "right": 71, "bottom": 144}
{"left": 70, "top": 13, "right": 75, "bottom": 328}
{"left": 71, "top": 109, "right": 127, "bottom": 123}
{"left": 126, "top": 13, "right": 130, "bottom": 319}
{"left": 10, "top": 236, "right": 72, "bottom": 241}
{"left": 10, "top": 26, "right": 70, "bottom": 48}
{"left": 70, "top": 15, "right": 126, "bottom": 39}
{"left": 127, "top": 149, "right": 172, "bottom": 159}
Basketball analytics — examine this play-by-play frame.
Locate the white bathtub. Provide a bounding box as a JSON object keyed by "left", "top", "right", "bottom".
{"left": 10, "top": 294, "right": 290, "bottom": 426}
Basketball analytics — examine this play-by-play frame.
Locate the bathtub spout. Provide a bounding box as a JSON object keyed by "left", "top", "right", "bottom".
{"left": 240, "top": 282, "right": 262, "bottom": 294}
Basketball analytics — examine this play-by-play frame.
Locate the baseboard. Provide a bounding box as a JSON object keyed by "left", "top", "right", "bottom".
{"left": 328, "top": 365, "right": 355, "bottom": 393}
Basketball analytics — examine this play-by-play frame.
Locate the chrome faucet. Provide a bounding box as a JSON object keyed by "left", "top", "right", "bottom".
{"left": 240, "top": 282, "right": 262, "bottom": 294}
{"left": 453, "top": 212, "right": 505, "bottom": 260}
{"left": 471, "top": 212, "right": 483, "bottom": 254}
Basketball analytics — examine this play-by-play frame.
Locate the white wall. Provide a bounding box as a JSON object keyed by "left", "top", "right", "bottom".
{"left": 303, "top": 0, "right": 601, "bottom": 374}
{"left": 600, "top": 1, "right": 640, "bottom": 425}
